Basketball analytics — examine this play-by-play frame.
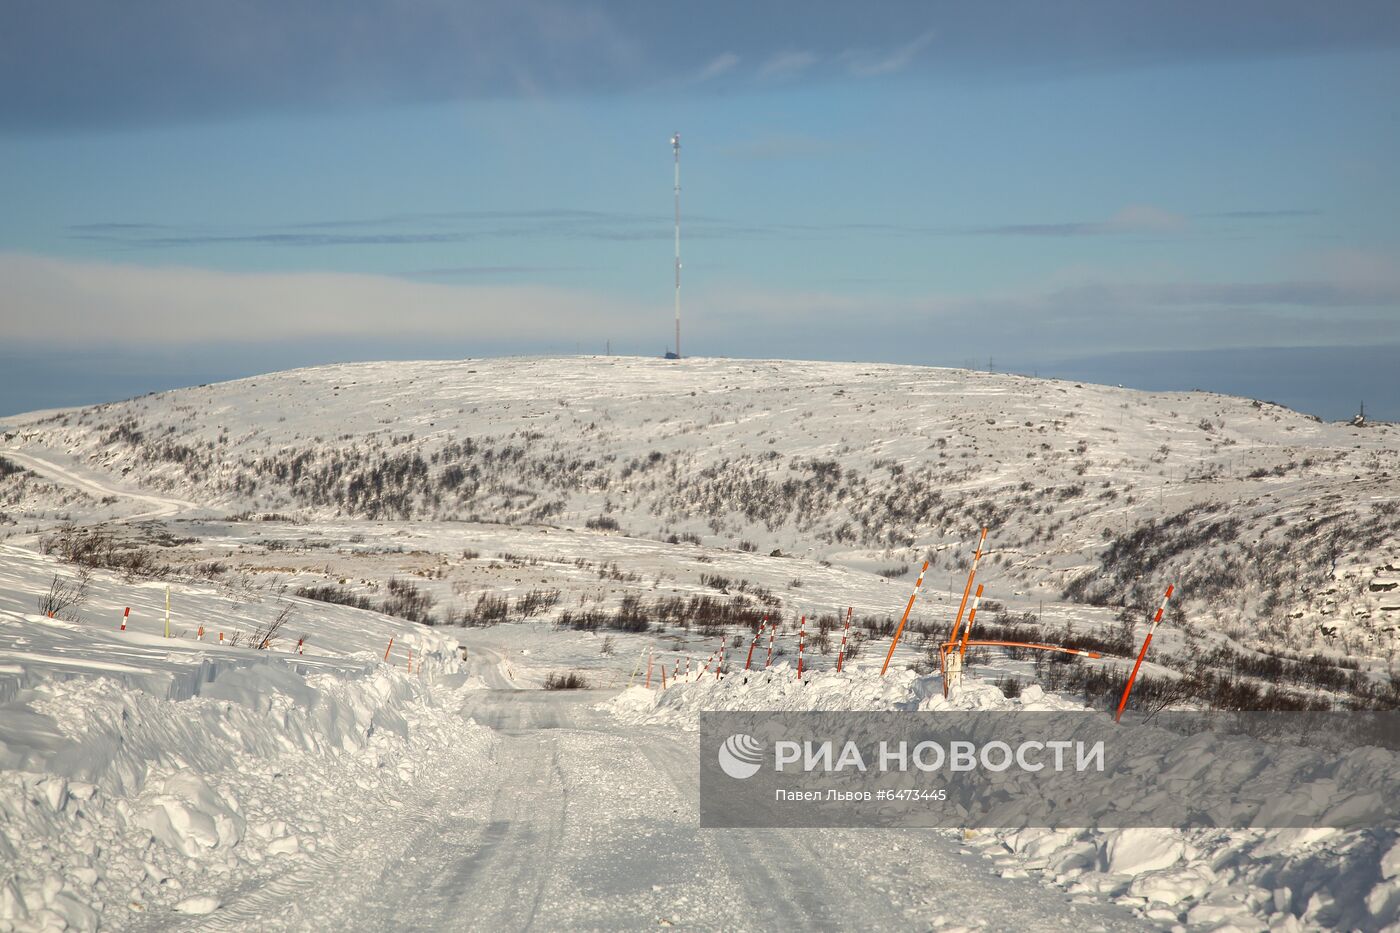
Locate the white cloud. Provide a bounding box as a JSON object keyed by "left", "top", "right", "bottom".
{"left": 695, "top": 52, "right": 739, "bottom": 81}
{"left": 0, "top": 253, "right": 648, "bottom": 346}
{"left": 844, "top": 29, "right": 938, "bottom": 77}
{"left": 5, "top": 251, "right": 1395, "bottom": 361}
{"left": 758, "top": 50, "right": 818, "bottom": 79}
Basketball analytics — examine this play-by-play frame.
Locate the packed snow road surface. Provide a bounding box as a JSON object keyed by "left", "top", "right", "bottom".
{"left": 200, "top": 650, "right": 1144, "bottom": 931}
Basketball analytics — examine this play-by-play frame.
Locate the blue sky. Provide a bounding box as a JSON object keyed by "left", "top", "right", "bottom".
{"left": 2, "top": 1, "right": 1397, "bottom": 419}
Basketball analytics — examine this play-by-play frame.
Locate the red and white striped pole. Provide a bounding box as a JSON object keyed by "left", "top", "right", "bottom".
{"left": 1115, "top": 584, "right": 1175, "bottom": 723}
{"left": 197, "top": 625, "right": 205, "bottom": 641}
{"left": 836, "top": 606, "right": 852, "bottom": 672}
{"left": 947, "top": 528, "right": 990, "bottom": 649}
{"left": 686, "top": 656, "right": 692, "bottom": 680}
{"left": 218, "top": 631, "right": 225, "bottom": 645}
{"left": 881, "top": 560, "right": 930, "bottom": 676}
{"left": 120, "top": 607, "right": 129, "bottom": 631}
{"left": 796, "top": 616, "right": 807, "bottom": 679}
{"left": 765, "top": 621, "right": 776, "bottom": 670}
{"left": 715, "top": 639, "right": 726, "bottom": 678}
{"left": 745, "top": 617, "right": 767, "bottom": 671}
{"left": 945, "top": 584, "right": 985, "bottom": 697}
{"left": 672, "top": 657, "right": 680, "bottom": 682}
{"left": 958, "top": 585, "right": 985, "bottom": 660}
{"left": 297, "top": 637, "right": 305, "bottom": 655}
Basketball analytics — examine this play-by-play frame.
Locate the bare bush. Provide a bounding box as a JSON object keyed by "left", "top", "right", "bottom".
{"left": 250, "top": 604, "right": 292, "bottom": 650}
{"left": 37, "top": 569, "right": 90, "bottom": 621}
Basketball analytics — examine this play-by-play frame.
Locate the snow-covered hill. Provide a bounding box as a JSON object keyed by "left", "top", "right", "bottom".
{"left": 5, "top": 356, "right": 1398, "bottom": 656}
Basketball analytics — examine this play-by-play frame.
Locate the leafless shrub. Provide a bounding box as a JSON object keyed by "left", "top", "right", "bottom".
{"left": 38, "top": 569, "right": 90, "bottom": 621}
{"left": 516, "top": 588, "right": 561, "bottom": 617}
{"left": 468, "top": 593, "right": 510, "bottom": 626}
{"left": 382, "top": 577, "right": 436, "bottom": 624}
{"left": 250, "top": 604, "right": 292, "bottom": 650}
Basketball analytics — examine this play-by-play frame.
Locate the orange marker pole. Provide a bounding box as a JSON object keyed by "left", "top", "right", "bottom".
{"left": 958, "top": 586, "right": 985, "bottom": 660}
{"left": 1115, "top": 584, "right": 1175, "bottom": 723}
{"left": 947, "top": 528, "right": 989, "bottom": 649}
{"left": 745, "top": 617, "right": 767, "bottom": 671}
{"left": 661, "top": 664, "right": 667, "bottom": 689}
{"left": 880, "top": 560, "right": 930, "bottom": 676}
{"left": 384, "top": 637, "right": 394, "bottom": 661}
{"left": 198, "top": 625, "right": 205, "bottom": 641}
{"left": 836, "top": 606, "right": 852, "bottom": 672}
{"left": 120, "top": 607, "right": 129, "bottom": 631}
{"left": 219, "top": 631, "right": 225, "bottom": 645}
{"left": 407, "top": 647, "right": 414, "bottom": 673}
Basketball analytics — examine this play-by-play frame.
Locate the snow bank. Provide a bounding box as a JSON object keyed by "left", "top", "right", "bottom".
{"left": 603, "top": 664, "right": 1082, "bottom": 728}
{"left": 605, "top": 669, "right": 1400, "bottom": 931}
{"left": 0, "top": 645, "right": 492, "bottom": 931}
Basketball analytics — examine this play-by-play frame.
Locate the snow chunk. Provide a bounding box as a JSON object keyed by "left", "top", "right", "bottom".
{"left": 173, "top": 894, "right": 221, "bottom": 915}
{"left": 134, "top": 774, "right": 244, "bottom": 857}
{"left": 1102, "top": 827, "right": 1185, "bottom": 875}
{"left": 1382, "top": 837, "right": 1400, "bottom": 881}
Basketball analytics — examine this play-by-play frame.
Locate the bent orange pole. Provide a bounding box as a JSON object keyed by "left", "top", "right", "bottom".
{"left": 947, "top": 528, "right": 989, "bottom": 648}
{"left": 1115, "top": 584, "right": 1174, "bottom": 722}
{"left": 880, "top": 560, "right": 930, "bottom": 676}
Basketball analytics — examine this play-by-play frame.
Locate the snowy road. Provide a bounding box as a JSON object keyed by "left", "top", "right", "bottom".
{"left": 0, "top": 447, "right": 199, "bottom": 522}
{"left": 187, "top": 646, "right": 1149, "bottom": 932}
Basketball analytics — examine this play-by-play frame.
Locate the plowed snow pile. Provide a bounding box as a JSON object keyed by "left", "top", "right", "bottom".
{"left": 0, "top": 551, "right": 496, "bottom": 931}
{"left": 0, "top": 654, "right": 493, "bottom": 931}
{"left": 605, "top": 669, "right": 1400, "bottom": 931}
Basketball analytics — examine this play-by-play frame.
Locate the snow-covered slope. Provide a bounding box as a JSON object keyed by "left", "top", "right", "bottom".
{"left": 5, "top": 356, "right": 1398, "bottom": 656}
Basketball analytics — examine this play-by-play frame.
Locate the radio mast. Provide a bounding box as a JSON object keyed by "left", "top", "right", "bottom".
{"left": 671, "top": 131, "right": 681, "bottom": 359}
